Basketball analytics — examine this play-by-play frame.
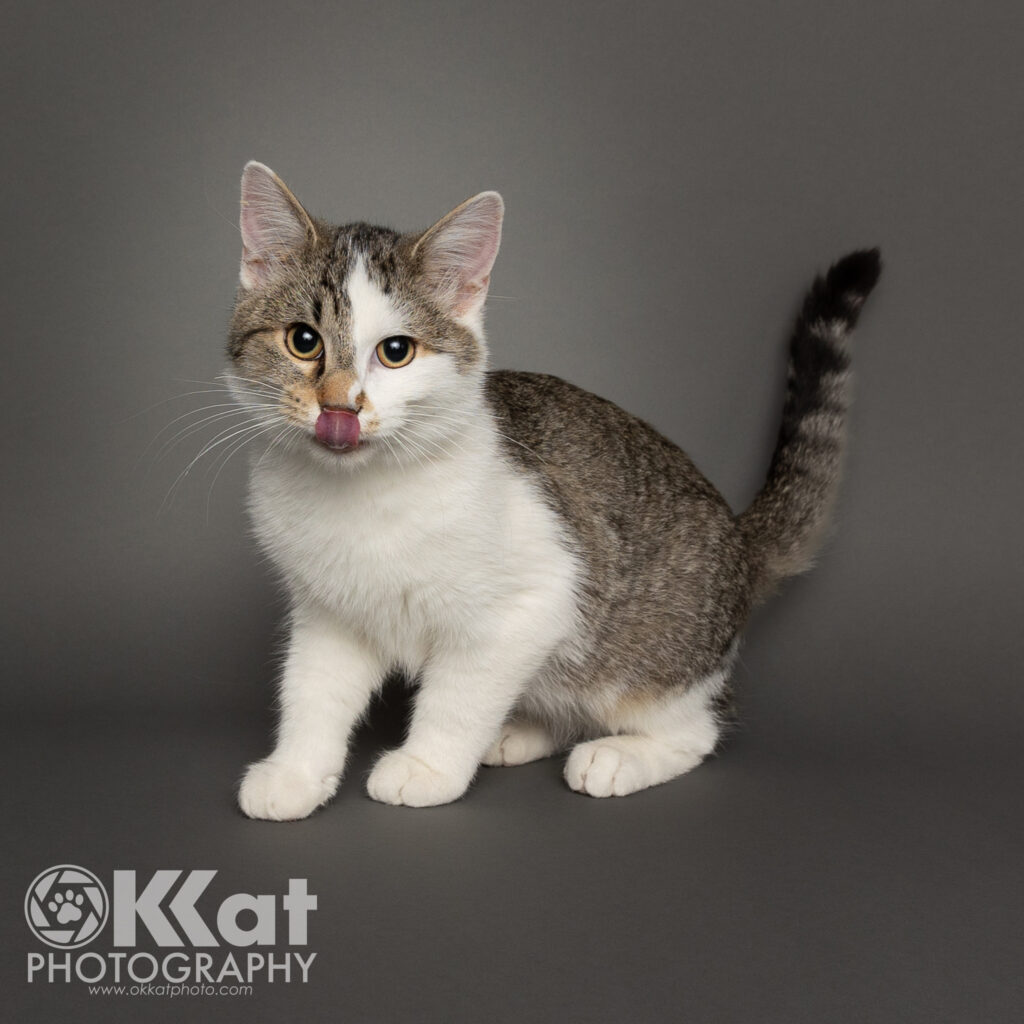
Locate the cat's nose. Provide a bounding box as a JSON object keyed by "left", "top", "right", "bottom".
{"left": 315, "top": 406, "right": 361, "bottom": 451}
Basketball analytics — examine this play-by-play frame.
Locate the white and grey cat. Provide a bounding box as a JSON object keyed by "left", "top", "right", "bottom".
{"left": 228, "top": 161, "right": 880, "bottom": 819}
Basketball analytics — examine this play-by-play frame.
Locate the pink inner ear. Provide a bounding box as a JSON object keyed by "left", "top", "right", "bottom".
{"left": 238, "top": 163, "right": 313, "bottom": 288}
{"left": 418, "top": 192, "right": 504, "bottom": 316}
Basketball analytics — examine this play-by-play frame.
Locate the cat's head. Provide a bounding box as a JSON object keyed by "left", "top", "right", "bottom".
{"left": 227, "top": 161, "right": 503, "bottom": 468}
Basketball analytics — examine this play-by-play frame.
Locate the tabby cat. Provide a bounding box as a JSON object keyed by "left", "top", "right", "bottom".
{"left": 228, "top": 161, "right": 880, "bottom": 819}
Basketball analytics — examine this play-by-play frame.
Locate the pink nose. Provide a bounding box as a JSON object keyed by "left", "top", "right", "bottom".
{"left": 315, "top": 407, "right": 361, "bottom": 450}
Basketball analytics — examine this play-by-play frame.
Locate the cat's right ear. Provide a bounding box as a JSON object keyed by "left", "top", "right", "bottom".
{"left": 239, "top": 162, "right": 318, "bottom": 290}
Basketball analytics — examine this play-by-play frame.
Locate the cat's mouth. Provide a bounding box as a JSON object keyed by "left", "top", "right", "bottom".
{"left": 314, "top": 407, "right": 361, "bottom": 452}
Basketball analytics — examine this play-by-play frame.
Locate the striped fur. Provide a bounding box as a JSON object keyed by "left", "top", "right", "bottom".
{"left": 741, "top": 249, "right": 882, "bottom": 598}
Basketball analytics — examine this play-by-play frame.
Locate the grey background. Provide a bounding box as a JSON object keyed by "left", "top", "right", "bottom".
{"left": 3, "top": 1, "right": 1022, "bottom": 1021}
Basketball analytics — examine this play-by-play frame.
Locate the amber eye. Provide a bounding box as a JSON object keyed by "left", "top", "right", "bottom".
{"left": 285, "top": 323, "right": 324, "bottom": 360}
{"left": 376, "top": 336, "right": 416, "bottom": 369}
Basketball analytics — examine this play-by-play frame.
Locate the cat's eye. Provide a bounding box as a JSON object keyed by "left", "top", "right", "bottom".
{"left": 285, "top": 323, "right": 324, "bottom": 360}
{"left": 376, "top": 336, "right": 416, "bottom": 369}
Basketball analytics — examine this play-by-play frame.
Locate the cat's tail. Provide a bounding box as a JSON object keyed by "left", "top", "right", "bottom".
{"left": 740, "top": 248, "right": 881, "bottom": 600}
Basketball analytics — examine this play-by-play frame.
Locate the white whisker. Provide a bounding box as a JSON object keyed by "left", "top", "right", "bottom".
{"left": 142, "top": 402, "right": 279, "bottom": 466}
{"left": 159, "top": 414, "right": 280, "bottom": 515}
{"left": 204, "top": 420, "right": 286, "bottom": 520}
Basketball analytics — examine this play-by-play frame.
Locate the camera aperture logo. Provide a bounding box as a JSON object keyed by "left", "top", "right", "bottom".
{"left": 25, "top": 865, "right": 109, "bottom": 949}
{"left": 25, "top": 865, "right": 317, "bottom": 997}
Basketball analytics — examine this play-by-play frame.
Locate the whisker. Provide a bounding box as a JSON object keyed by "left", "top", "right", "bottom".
{"left": 205, "top": 416, "right": 282, "bottom": 479}
{"left": 172, "top": 377, "right": 285, "bottom": 398}
{"left": 492, "top": 431, "right": 549, "bottom": 465}
{"left": 217, "top": 373, "right": 291, "bottom": 397}
{"left": 415, "top": 434, "right": 466, "bottom": 464}
{"left": 394, "top": 409, "right": 547, "bottom": 464}
{"left": 159, "top": 415, "right": 280, "bottom": 514}
{"left": 396, "top": 431, "right": 439, "bottom": 466}
{"left": 390, "top": 432, "right": 430, "bottom": 473}
{"left": 141, "top": 402, "right": 279, "bottom": 465}
{"left": 402, "top": 428, "right": 470, "bottom": 460}
{"left": 204, "top": 420, "right": 285, "bottom": 520}
{"left": 376, "top": 431, "right": 402, "bottom": 466}
{"left": 121, "top": 389, "right": 235, "bottom": 423}
{"left": 123, "top": 382, "right": 284, "bottom": 426}
{"left": 253, "top": 423, "right": 300, "bottom": 472}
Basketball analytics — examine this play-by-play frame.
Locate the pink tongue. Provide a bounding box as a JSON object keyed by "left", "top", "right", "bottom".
{"left": 315, "top": 408, "right": 360, "bottom": 450}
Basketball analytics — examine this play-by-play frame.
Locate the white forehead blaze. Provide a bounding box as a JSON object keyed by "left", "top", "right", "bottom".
{"left": 343, "top": 253, "right": 463, "bottom": 433}
{"left": 346, "top": 256, "right": 406, "bottom": 359}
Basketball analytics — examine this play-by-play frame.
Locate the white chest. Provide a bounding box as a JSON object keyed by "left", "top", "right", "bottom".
{"left": 247, "top": 444, "right": 580, "bottom": 669}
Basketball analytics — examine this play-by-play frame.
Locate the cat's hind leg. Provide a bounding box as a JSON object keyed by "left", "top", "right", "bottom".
{"left": 564, "top": 676, "right": 723, "bottom": 798}
{"left": 482, "top": 717, "right": 560, "bottom": 767}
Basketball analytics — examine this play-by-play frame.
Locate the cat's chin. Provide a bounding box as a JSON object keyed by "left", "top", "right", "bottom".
{"left": 315, "top": 439, "right": 361, "bottom": 456}
{"left": 305, "top": 434, "right": 378, "bottom": 469}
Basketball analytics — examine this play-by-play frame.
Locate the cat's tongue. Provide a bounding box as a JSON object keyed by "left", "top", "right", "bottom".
{"left": 315, "top": 408, "right": 360, "bottom": 451}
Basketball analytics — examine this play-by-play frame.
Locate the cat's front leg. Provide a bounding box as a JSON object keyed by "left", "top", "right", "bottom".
{"left": 367, "top": 627, "right": 557, "bottom": 808}
{"left": 238, "top": 605, "right": 383, "bottom": 821}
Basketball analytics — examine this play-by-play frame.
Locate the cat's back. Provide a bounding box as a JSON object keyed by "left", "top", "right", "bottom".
{"left": 485, "top": 370, "right": 731, "bottom": 523}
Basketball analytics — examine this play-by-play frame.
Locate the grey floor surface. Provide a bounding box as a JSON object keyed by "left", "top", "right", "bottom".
{"left": 5, "top": 673, "right": 1021, "bottom": 1024}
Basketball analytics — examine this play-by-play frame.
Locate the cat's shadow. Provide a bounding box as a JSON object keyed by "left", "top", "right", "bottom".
{"left": 346, "top": 675, "right": 414, "bottom": 773}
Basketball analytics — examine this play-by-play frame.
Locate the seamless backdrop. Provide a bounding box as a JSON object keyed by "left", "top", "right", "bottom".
{"left": 3, "top": 2, "right": 1022, "bottom": 1023}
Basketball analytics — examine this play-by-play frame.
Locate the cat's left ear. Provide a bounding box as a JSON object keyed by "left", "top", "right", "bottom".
{"left": 239, "top": 161, "right": 318, "bottom": 290}
{"left": 412, "top": 192, "right": 504, "bottom": 324}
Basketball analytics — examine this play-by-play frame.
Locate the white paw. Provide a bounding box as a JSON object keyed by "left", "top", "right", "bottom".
{"left": 564, "top": 738, "right": 651, "bottom": 798}
{"left": 238, "top": 760, "right": 339, "bottom": 821}
{"left": 482, "top": 721, "right": 558, "bottom": 766}
{"left": 366, "top": 750, "right": 470, "bottom": 807}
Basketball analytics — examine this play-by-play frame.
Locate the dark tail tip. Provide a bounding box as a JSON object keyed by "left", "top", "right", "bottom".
{"left": 828, "top": 247, "right": 882, "bottom": 299}
{"left": 805, "top": 247, "right": 882, "bottom": 326}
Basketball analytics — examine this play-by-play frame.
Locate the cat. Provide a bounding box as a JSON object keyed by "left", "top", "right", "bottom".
{"left": 229, "top": 161, "right": 880, "bottom": 819}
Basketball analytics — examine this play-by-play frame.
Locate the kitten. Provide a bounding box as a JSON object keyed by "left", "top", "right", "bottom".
{"left": 229, "top": 161, "right": 880, "bottom": 819}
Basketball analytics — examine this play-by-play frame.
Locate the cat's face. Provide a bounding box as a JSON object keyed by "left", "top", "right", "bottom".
{"left": 227, "top": 162, "right": 503, "bottom": 470}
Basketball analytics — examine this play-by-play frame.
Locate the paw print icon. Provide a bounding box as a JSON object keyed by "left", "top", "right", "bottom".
{"left": 24, "top": 866, "right": 109, "bottom": 948}
{"left": 49, "top": 889, "right": 85, "bottom": 924}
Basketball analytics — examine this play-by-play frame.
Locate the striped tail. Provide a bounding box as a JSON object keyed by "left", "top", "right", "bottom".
{"left": 741, "top": 248, "right": 881, "bottom": 599}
